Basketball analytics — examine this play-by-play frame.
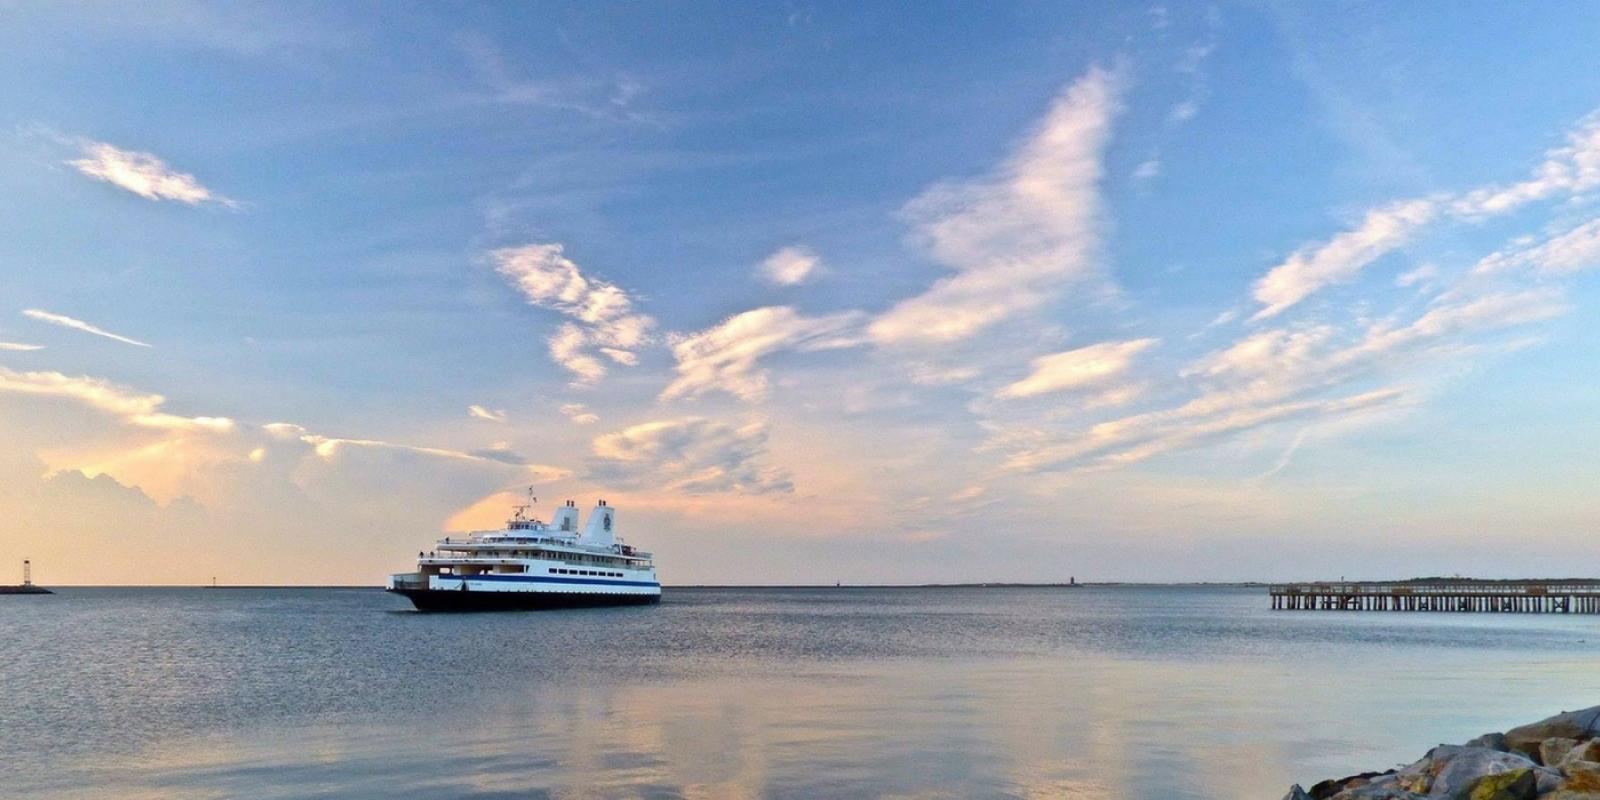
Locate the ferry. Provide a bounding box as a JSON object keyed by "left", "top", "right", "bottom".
{"left": 387, "top": 498, "right": 660, "bottom": 611}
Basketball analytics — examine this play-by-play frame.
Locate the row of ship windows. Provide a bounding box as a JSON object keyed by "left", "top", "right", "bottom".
{"left": 552, "top": 568, "right": 625, "bottom": 578}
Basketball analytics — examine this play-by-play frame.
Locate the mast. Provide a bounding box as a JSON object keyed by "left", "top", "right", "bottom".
{"left": 22, "top": 559, "right": 32, "bottom": 587}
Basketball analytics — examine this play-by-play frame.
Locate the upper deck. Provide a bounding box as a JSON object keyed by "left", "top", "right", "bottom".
{"left": 418, "top": 497, "right": 653, "bottom": 568}
{"left": 433, "top": 533, "right": 653, "bottom": 564}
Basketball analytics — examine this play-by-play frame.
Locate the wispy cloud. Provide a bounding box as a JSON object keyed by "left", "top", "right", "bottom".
{"left": 1250, "top": 113, "right": 1600, "bottom": 319}
{"left": 1250, "top": 198, "right": 1439, "bottom": 320}
{"left": 0, "top": 342, "right": 44, "bottom": 351}
{"left": 262, "top": 422, "right": 566, "bottom": 478}
{"left": 997, "top": 338, "right": 1158, "bottom": 402}
{"left": 492, "top": 243, "right": 655, "bottom": 386}
{"left": 455, "top": 32, "right": 659, "bottom": 125}
{"left": 1000, "top": 282, "right": 1566, "bottom": 474}
{"left": 467, "top": 405, "right": 507, "bottom": 422}
{"left": 589, "top": 416, "right": 792, "bottom": 494}
{"left": 68, "top": 140, "right": 236, "bottom": 207}
{"left": 662, "top": 306, "right": 863, "bottom": 402}
{"left": 0, "top": 366, "right": 232, "bottom": 431}
{"left": 560, "top": 403, "right": 599, "bottom": 425}
{"left": 869, "top": 67, "right": 1121, "bottom": 345}
{"left": 1474, "top": 217, "right": 1600, "bottom": 276}
{"left": 758, "top": 246, "right": 823, "bottom": 286}
{"left": 23, "top": 309, "right": 151, "bottom": 348}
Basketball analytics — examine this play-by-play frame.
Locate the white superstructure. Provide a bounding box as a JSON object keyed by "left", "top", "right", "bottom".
{"left": 387, "top": 498, "right": 660, "bottom": 610}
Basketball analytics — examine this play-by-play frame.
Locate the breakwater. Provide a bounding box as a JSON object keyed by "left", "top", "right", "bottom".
{"left": 1270, "top": 581, "right": 1600, "bottom": 614}
{"left": 1286, "top": 705, "right": 1600, "bottom": 799}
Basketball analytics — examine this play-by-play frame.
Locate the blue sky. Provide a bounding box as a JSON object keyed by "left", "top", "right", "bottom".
{"left": 5, "top": 3, "right": 1600, "bottom": 584}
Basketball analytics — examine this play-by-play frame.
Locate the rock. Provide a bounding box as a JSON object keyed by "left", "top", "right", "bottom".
{"left": 1545, "top": 738, "right": 1584, "bottom": 767}
{"left": 1466, "top": 767, "right": 1537, "bottom": 800}
{"left": 1542, "top": 790, "right": 1600, "bottom": 799}
{"left": 1389, "top": 754, "right": 1435, "bottom": 794}
{"left": 1310, "top": 771, "right": 1393, "bottom": 799}
{"left": 1564, "top": 740, "right": 1600, "bottom": 767}
{"left": 1414, "top": 745, "right": 1558, "bottom": 799}
{"left": 1328, "top": 781, "right": 1426, "bottom": 800}
{"left": 1503, "top": 706, "right": 1600, "bottom": 760}
{"left": 1466, "top": 733, "right": 1510, "bottom": 752}
{"left": 1298, "top": 708, "right": 1600, "bottom": 800}
{"left": 1559, "top": 760, "right": 1600, "bottom": 790}
{"left": 1544, "top": 766, "right": 1600, "bottom": 800}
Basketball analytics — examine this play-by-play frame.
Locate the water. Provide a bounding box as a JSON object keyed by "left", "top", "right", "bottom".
{"left": 4, "top": 586, "right": 1599, "bottom": 799}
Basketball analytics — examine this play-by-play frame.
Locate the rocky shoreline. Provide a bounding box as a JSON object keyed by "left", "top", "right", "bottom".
{"left": 1285, "top": 705, "right": 1600, "bottom": 799}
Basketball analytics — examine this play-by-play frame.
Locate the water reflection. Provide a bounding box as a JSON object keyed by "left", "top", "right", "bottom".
{"left": 33, "top": 654, "right": 1600, "bottom": 799}
{"left": 8, "top": 588, "right": 1600, "bottom": 799}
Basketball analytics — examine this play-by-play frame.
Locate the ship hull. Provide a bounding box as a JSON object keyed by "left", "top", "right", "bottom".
{"left": 389, "top": 587, "right": 660, "bottom": 612}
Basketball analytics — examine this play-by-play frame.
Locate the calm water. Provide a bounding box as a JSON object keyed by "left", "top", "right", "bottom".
{"left": 5, "top": 586, "right": 1600, "bottom": 799}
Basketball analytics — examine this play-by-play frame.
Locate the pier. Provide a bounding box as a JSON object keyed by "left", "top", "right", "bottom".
{"left": 1269, "top": 580, "right": 1600, "bottom": 613}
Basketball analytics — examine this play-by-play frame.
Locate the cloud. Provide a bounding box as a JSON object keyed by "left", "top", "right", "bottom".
{"left": 1395, "top": 263, "right": 1439, "bottom": 288}
{"left": 560, "top": 403, "right": 599, "bottom": 425}
{"left": 998, "top": 281, "right": 1567, "bottom": 475}
{"left": 1451, "top": 114, "right": 1600, "bottom": 217}
{"left": 589, "top": 417, "right": 792, "bottom": 494}
{"left": 1167, "top": 100, "right": 1199, "bottom": 124}
{"left": 546, "top": 323, "right": 606, "bottom": 384}
{"left": 467, "top": 405, "right": 507, "bottom": 422}
{"left": 67, "top": 140, "right": 235, "bottom": 207}
{"left": 948, "top": 484, "right": 987, "bottom": 502}
{"left": 1132, "top": 159, "right": 1161, "bottom": 181}
{"left": 1249, "top": 112, "right": 1600, "bottom": 319}
{"left": 998, "top": 338, "right": 1158, "bottom": 400}
{"left": 0, "top": 367, "right": 232, "bottom": 431}
{"left": 1184, "top": 326, "right": 1336, "bottom": 381}
{"left": 1356, "top": 288, "right": 1569, "bottom": 354}
{"left": 1002, "top": 386, "right": 1406, "bottom": 474}
{"left": 23, "top": 309, "right": 151, "bottom": 348}
{"left": 1473, "top": 217, "right": 1600, "bottom": 276}
{"left": 492, "top": 243, "right": 655, "bottom": 385}
{"left": 758, "top": 246, "right": 823, "bottom": 286}
{"left": 0, "top": 342, "right": 44, "bottom": 351}
{"left": 661, "top": 306, "right": 864, "bottom": 402}
{"left": 868, "top": 67, "right": 1121, "bottom": 345}
{"left": 1250, "top": 198, "right": 1439, "bottom": 320}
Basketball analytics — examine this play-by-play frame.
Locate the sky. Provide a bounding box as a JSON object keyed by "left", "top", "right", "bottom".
{"left": 4, "top": 3, "right": 1600, "bottom": 585}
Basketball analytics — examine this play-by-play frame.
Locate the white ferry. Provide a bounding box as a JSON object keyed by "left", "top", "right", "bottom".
{"left": 387, "top": 498, "right": 660, "bottom": 611}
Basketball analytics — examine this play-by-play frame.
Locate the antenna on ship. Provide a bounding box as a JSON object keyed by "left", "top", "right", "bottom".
{"left": 23, "top": 559, "right": 32, "bottom": 587}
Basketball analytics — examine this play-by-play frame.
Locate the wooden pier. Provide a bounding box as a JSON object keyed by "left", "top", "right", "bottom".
{"left": 1269, "top": 580, "right": 1600, "bottom": 614}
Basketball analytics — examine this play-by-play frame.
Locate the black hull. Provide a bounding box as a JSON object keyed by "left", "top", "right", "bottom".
{"left": 389, "top": 587, "right": 660, "bottom": 612}
{"left": 0, "top": 586, "right": 52, "bottom": 595}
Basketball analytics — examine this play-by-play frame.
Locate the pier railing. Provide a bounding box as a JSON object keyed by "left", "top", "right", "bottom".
{"left": 1268, "top": 580, "right": 1600, "bottom": 613}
